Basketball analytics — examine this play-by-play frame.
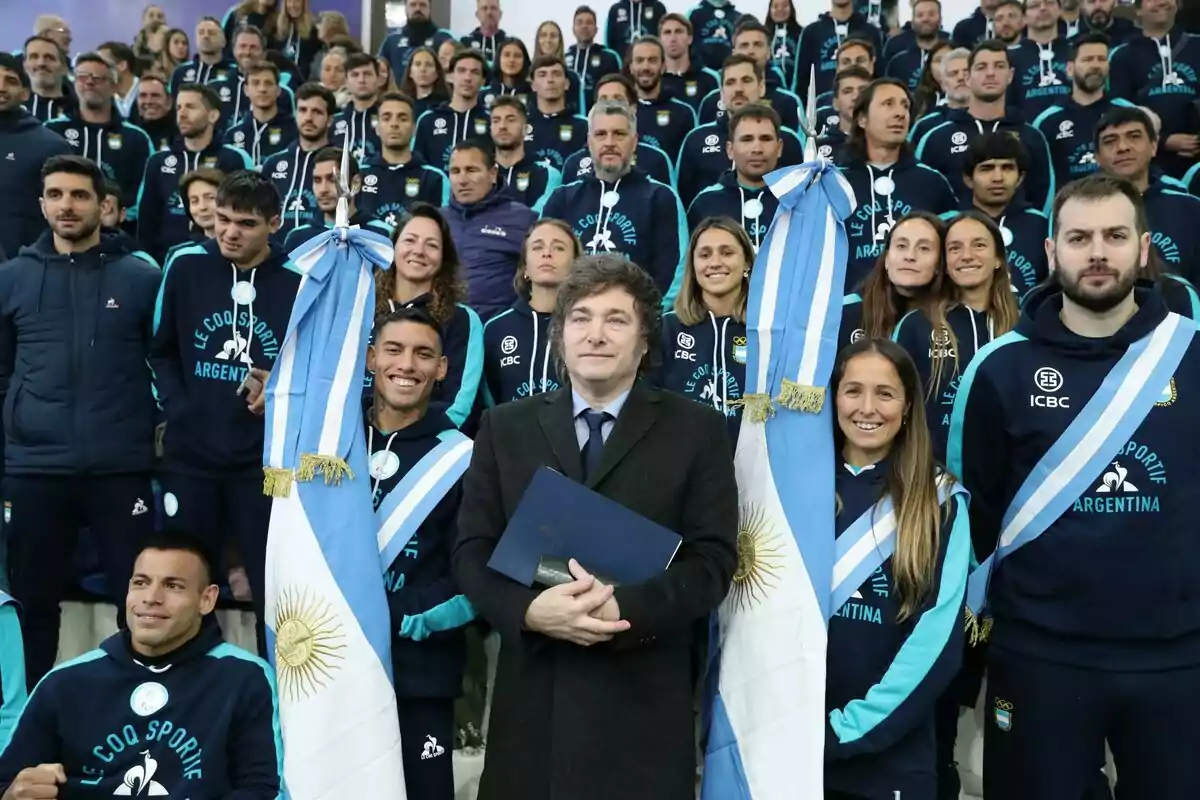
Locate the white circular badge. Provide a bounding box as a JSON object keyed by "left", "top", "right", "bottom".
{"left": 163, "top": 492, "right": 178, "bottom": 518}
{"left": 873, "top": 176, "right": 895, "bottom": 195}
{"left": 835, "top": 23, "right": 849, "bottom": 37}
{"left": 369, "top": 450, "right": 401, "bottom": 481}
{"left": 130, "top": 682, "right": 169, "bottom": 717}
{"left": 715, "top": 9, "right": 726, "bottom": 18}
{"left": 231, "top": 281, "right": 256, "bottom": 305}
{"left": 1159, "top": 44, "right": 1171, "bottom": 58}
{"left": 742, "top": 198, "right": 763, "bottom": 219}
{"left": 601, "top": 190, "right": 620, "bottom": 208}
{"left": 1039, "top": 48, "right": 1054, "bottom": 61}
{"left": 1001, "top": 226, "right": 1014, "bottom": 247}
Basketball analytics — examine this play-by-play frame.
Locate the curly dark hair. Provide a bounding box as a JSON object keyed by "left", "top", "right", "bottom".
{"left": 550, "top": 254, "right": 662, "bottom": 381}
{"left": 375, "top": 203, "right": 465, "bottom": 327}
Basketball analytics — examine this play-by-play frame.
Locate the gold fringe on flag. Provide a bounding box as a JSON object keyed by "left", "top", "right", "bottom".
{"left": 964, "top": 607, "right": 993, "bottom": 647}
{"left": 776, "top": 380, "right": 825, "bottom": 413}
{"left": 262, "top": 467, "right": 294, "bottom": 498}
{"left": 730, "top": 393, "right": 776, "bottom": 423}
{"left": 298, "top": 454, "right": 355, "bottom": 486}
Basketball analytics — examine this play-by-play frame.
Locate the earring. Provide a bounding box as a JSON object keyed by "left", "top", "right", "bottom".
{"left": 743, "top": 269, "right": 750, "bottom": 278}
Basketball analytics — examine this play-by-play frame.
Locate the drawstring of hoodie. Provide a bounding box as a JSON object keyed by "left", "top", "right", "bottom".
{"left": 228, "top": 264, "right": 258, "bottom": 367}
{"left": 81, "top": 127, "right": 107, "bottom": 171}
{"left": 572, "top": 45, "right": 590, "bottom": 80}
{"left": 708, "top": 313, "right": 730, "bottom": 413}
{"left": 367, "top": 426, "right": 399, "bottom": 498}
{"left": 985, "top": 18, "right": 995, "bottom": 38}
{"left": 974, "top": 119, "right": 1001, "bottom": 135}
{"left": 197, "top": 61, "right": 213, "bottom": 84}
{"left": 1157, "top": 35, "right": 1179, "bottom": 87}
{"left": 527, "top": 313, "right": 552, "bottom": 395}
{"left": 233, "top": 75, "right": 245, "bottom": 125}
{"left": 866, "top": 164, "right": 896, "bottom": 244}
{"left": 1036, "top": 43, "right": 1059, "bottom": 87}
{"left": 281, "top": 148, "right": 315, "bottom": 229}
{"left": 588, "top": 178, "right": 621, "bottom": 254}
{"left": 630, "top": 0, "right": 645, "bottom": 36}
{"left": 865, "top": 1, "right": 881, "bottom": 27}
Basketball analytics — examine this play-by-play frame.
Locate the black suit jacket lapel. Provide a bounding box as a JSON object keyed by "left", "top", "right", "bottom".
{"left": 586, "top": 386, "right": 660, "bottom": 489}
{"left": 537, "top": 390, "right": 584, "bottom": 482}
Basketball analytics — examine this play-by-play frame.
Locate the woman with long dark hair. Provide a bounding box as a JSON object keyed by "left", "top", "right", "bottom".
{"left": 893, "top": 211, "right": 1019, "bottom": 459}
{"left": 825, "top": 337, "right": 969, "bottom": 800}
{"left": 765, "top": 0, "right": 802, "bottom": 92}
{"left": 841, "top": 211, "right": 948, "bottom": 351}
{"left": 911, "top": 39, "right": 952, "bottom": 120}
{"left": 481, "top": 38, "right": 531, "bottom": 109}
{"left": 374, "top": 204, "right": 484, "bottom": 431}
{"left": 657, "top": 217, "right": 754, "bottom": 446}
{"left": 401, "top": 46, "right": 450, "bottom": 119}
{"left": 482, "top": 219, "right": 582, "bottom": 405}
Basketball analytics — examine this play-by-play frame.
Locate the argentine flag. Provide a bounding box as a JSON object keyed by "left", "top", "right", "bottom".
{"left": 702, "top": 161, "right": 856, "bottom": 799}
{"left": 262, "top": 223, "right": 407, "bottom": 799}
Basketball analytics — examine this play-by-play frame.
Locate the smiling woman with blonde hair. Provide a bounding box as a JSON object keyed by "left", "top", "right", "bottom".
{"left": 655, "top": 216, "right": 753, "bottom": 446}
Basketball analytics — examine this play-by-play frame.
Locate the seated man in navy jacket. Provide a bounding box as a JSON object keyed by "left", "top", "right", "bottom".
{"left": 0, "top": 534, "right": 281, "bottom": 799}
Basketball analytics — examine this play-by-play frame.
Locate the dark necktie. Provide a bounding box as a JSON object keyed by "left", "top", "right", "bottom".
{"left": 581, "top": 410, "right": 610, "bottom": 481}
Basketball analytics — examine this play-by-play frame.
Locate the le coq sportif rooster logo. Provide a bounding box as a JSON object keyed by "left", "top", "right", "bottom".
{"left": 1097, "top": 461, "right": 1137, "bottom": 494}
{"left": 114, "top": 750, "right": 169, "bottom": 795}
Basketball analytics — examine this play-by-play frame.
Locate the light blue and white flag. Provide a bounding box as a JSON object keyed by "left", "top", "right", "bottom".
{"left": 262, "top": 221, "right": 406, "bottom": 799}
{"left": 702, "top": 161, "right": 856, "bottom": 800}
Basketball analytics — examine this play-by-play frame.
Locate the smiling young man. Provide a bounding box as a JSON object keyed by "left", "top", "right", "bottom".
{"left": 366, "top": 306, "right": 475, "bottom": 800}
{"left": 949, "top": 173, "right": 1200, "bottom": 800}
{"left": 453, "top": 254, "right": 737, "bottom": 800}
{"left": 21, "top": 35, "right": 74, "bottom": 123}
{"left": 0, "top": 534, "right": 281, "bottom": 799}
{"left": 150, "top": 171, "right": 300, "bottom": 654}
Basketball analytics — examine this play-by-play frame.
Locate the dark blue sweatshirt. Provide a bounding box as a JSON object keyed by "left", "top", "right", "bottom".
{"left": 224, "top": 110, "right": 298, "bottom": 167}
{"left": 22, "top": 90, "right": 76, "bottom": 124}
{"left": 1109, "top": 26, "right": 1194, "bottom": 99}
{"left": 1186, "top": 161, "right": 1200, "bottom": 196}
{"left": 914, "top": 108, "right": 1055, "bottom": 214}
{"left": 444, "top": 188, "right": 538, "bottom": 322}
{"left": 795, "top": 12, "right": 884, "bottom": 101}
{"left": 606, "top": 0, "right": 669, "bottom": 52}
{"left": 1032, "top": 96, "right": 1133, "bottom": 190}
{"left": 656, "top": 310, "right": 746, "bottom": 447}
{"left": 841, "top": 151, "right": 957, "bottom": 291}
{"left": 816, "top": 126, "right": 849, "bottom": 165}
{"left": 675, "top": 121, "right": 803, "bottom": 209}
{"left": 696, "top": 85, "right": 802, "bottom": 131}
{"left": 769, "top": 20, "right": 806, "bottom": 93}
{"left": 413, "top": 103, "right": 491, "bottom": 172}
{"left": 885, "top": 46, "right": 937, "bottom": 91}
{"left": 356, "top": 154, "right": 450, "bottom": 227}
{"left": 526, "top": 109, "right": 589, "bottom": 171}
{"left": 136, "top": 143, "right": 254, "bottom": 263}
{"left": 168, "top": 57, "right": 236, "bottom": 96}
{"left": 542, "top": 168, "right": 686, "bottom": 301}
{"left": 893, "top": 304, "right": 1000, "bottom": 460}
{"left": 951, "top": 9, "right": 994, "bottom": 49}
{"left": 0, "top": 617, "right": 280, "bottom": 798}
{"left": 1144, "top": 176, "right": 1200, "bottom": 284}
{"left": 1121, "top": 33, "right": 1200, "bottom": 179}
{"left": 262, "top": 145, "right": 321, "bottom": 241}
{"left": 44, "top": 115, "right": 154, "bottom": 223}
{"left": 662, "top": 65, "right": 720, "bottom": 114}
{"left": 882, "top": 26, "right": 950, "bottom": 74}
{"left": 1073, "top": 15, "right": 1140, "bottom": 48}
{"left": 373, "top": 296, "right": 484, "bottom": 431}
{"left": 0, "top": 232, "right": 161, "bottom": 476}
{"left": 482, "top": 298, "right": 561, "bottom": 405}
{"left": 369, "top": 405, "right": 475, "bottom": 697}
{"left": 460, "top": 28, "right": 508, "bottom": 67}
{"left": 687, "top": 171, "right": 779, "bottom": 252}
{"left": 634, "top": 95, "right": 696, "bottom": 161}
{"left": 333, "top": 101, "right": 382, "bottom": 164}
{"left": 942, "top": 202, "right": 1049, "bottom": 299}
{"left": 496, "top": 155, "right": 562, "bottom": 213}
{"left": 568, "top": 44, "right": 624, "bottom": 109}
{"left": 209, "top": 73, "right": 295, "bottom": 134}
{"left": 687, "top": 1, "right": 744, "bottom": 71}
{"left": 0, "top": 109, "right": 73, "bottom": 272}
{"left": 826, "top": 462, "right": 968, "bottom": 798}
{"left": 1005, "top": 39, "right": 1071, "bottom": 120}
{"left": 378, "top": 23, "right": 456, "bottom": 83}
{"left": 282, "top": 211, "right": 393, "bottom": 251}
{"left": 149, "top": 240, "right": 300, "bottom": 476}
{"left": 948, "top": 284, "right": 1200, "bottom": 670}
{"left": 561, "top": 142, "right": 676, "bottom": 188}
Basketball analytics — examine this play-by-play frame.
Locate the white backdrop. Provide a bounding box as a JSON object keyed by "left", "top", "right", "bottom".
{"left": 448, "top": 0, "right": 982, "bottom": 59}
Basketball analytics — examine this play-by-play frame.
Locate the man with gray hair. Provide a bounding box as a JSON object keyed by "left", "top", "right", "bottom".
{"left": 542, "top": 100, "right": 686, "bottom": 305}
{"left": 910, "top": 46, "right": 972, "bottom": 146}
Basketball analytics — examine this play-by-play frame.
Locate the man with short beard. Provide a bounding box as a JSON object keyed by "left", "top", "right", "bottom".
{"left": 1078, "top": 0, "right": 1138, "bottom": 46}
{"left": 950, "top": 172, "right": 1200, "bottom": 800}
{"left": 133, "top": 75, "right": 177, "bottom": 152}
{"left": 884, "top": 0, "right": 950, "bottom": 90}
{"left": 44, "top": 54, "right": 154, "bottom": 231}
{"left": 0, "top": 155, "right": 161, "bottom": 686}
{"left": 625, "top": 36, "right": 696, "bottom": 160}
{"left": 490, "top": 97, "right": 560, "bottom": 212}
{"left": 915, "top": 41, "right": 1054, "bottom": 212}
{"left": 0, "top": 54, "right": 72, "bottom": 258}
{"left": 21, "top": 36, "right": 74, "bottom": 123}
{"left": 263, "top": 82, "right": 335, "bottom": 240}
{"left": 559, "top": 75, "right": 676, "bottom": 186}
{"left": 1032, "top": 34, "right": 1127, "bottom": 188}
{"left": 378, "top": 0, "right": 455, "bottom": 85}
{"left": 542, "top": 100, "right": 685, "bottom": 303}
{"left": 169, "top": 16, "right": 235, "bottom": 96}
{"left": 1095, "top": 105, "right": 1200, "bottom": 282}
{"left": 910, "top": 47, "right": 973, "bottom": 143}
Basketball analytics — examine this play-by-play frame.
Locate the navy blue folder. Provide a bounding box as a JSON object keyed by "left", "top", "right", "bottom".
{"left": 488, "top": 467, "right": 683, "bottom": 587}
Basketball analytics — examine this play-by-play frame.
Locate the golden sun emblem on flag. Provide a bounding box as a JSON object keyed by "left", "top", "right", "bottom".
{"left": 274, "top": 587, "right": 348, "bottom": 701}
{"left": 730, "top": 504, "right": 784, "bottom": 611}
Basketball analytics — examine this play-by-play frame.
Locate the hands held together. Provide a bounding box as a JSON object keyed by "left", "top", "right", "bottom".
{"left": 523, "top": 559, "right": 631, "bottom": 646}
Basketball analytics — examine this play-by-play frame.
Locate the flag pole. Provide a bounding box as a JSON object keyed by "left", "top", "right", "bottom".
{"left": 803, "top": 66, "right": 818, "bottom": 161}
{"left": 335, "top": 143, "right": 352, "bottom": 238}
